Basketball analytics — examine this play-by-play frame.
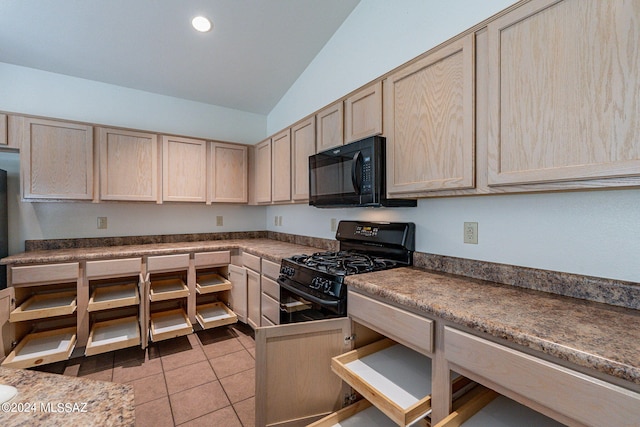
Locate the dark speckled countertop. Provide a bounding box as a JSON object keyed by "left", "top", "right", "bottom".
{"left": 345, "top": 267, "right": 640, "bottom": 387}
{"left": 0, "top": 367, "right": 134, "bottom": 426}
{"left": 3, "top": 237, "right": 639, "bottom": 391}
{"left": 0, "top": 239, "right": 324, "bottom": 266}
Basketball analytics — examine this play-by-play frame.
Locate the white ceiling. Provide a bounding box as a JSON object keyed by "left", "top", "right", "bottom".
{"left": 0, "top": 0, "right": 361, "bottom": 115}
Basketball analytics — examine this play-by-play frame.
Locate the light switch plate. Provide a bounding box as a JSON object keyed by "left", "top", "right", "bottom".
{"left": 216, "top": 216, "right": 223, "bottom": 226}
{"left": 97, "top": 217, "right": 107, "bottom": 229}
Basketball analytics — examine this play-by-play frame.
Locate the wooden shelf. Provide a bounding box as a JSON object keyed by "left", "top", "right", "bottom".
{"left": 88, "top": 283, "right": 140, "bottom": 312}
{"left": 149, "top": 309, "right": 192, "bottom": 342}
{"left": 309, "top": 399, "right": 429, "bottom": 427}
{"left": 85, "top": 316, "right": 141, "bottom": 356}
{"left": 331, "top": 339, "right": 433, "bottom": 426}
{"left": 434, "top": 386, "right": 564, "bottom": 427}
{"left": 149, "top": 278, "right": 189, "bottom": 302}
{"left": 1, "top": 327, "right": 76, "bottom": 369}
{"left": 9, "top": 291, "right": 77, "bottom": 322}
{"left": 196, "top": 273, "right": 232, "bottom": 294}
{"left": 195, "top": 302, "right": 237, "bottom": 329}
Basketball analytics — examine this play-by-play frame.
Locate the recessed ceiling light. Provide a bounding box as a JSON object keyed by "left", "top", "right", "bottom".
{"left": 192, "top": 16, "right": 212, "bottom": 32}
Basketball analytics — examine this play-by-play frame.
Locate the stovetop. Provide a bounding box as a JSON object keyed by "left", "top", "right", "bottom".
{"left": 278, "top": 221, "right": 415, "bottom": 304}
{"left": 289, "top": 250, "right": 401, "bottom": 276}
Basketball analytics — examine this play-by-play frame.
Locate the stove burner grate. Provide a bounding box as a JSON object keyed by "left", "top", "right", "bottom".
{"left": 291, "top": 251, "right": 397, "bottom": 276}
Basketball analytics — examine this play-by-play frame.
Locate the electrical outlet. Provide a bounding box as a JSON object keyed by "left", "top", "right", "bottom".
{"left": 97, "top": 217, "right": 108, "bottom": 229}
{"left": 278, "top": 216, "right": 283, "bottom": 226}
{"left": 274, "top": 216, "right": 278, "bottom": 226}
{"left": 464, "top": 222, "right": 478, "bottom": 244}
{"left": 330, "top": 218, "right": 337, "bottom": 232}
{"left": 216, "top": 216, "right": 223, "bottom": 226}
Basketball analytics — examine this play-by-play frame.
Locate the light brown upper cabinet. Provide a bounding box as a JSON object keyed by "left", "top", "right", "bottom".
{"left": 254, "top": 138, "right": 272, "bottom": 204}
{"left": 384, "top": 34, "right": 475, "bottom": 196}
{"left": 487, "top": 0, "right": 640, "bottom": 186}
{"left": 271, "top": 129, "right": 291, "bottom": 203}
{"left": 98, "top": 127, "right": 159, "bottom": 202}
{"left": 291, "top": 117, "right": 316, "bottom": 201}
{"left": 162, "top": 135, "right": 207, "bottom": 203}
{"left": 209, "top": 141, "right": 248, "bottom": 204}
{"left": 344, "top": 81, "right": 383, "bottom": 144}
{"left": 316, "top": 101, "right": 344, "bottom": 152}
{"left": 0, "top": 114, "right": 7, "bottom": 146}
{"left": 16, "top": 116, "right": 94, "bottom": 200}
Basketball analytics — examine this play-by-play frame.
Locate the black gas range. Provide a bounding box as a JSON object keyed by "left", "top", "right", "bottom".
{"left": 278, "top": 221, "right": 415, "bottom": 323}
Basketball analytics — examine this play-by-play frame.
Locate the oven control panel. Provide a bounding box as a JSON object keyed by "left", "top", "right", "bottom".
{"left": 354, "top": 225, "right": 379, "bottom": 238}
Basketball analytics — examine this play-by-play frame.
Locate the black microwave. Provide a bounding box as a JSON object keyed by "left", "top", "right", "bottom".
{"left": 309, "top": 136, "right": 416, "bottom": 208}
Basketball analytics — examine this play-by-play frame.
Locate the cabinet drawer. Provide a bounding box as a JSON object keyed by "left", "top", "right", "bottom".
{"left": 242, "top": 252, "right": 261, "bottom": 272}
{"left": 261, "top": 258, "right": 280, "bottom": 280}
{"left": 309, "top": 399, "right": 428, "bottom": 427}
{"left": 261, "top": 315, "right": 275, "bottom": 327}
{"left": 11, "top": 263, "right": 79, "bottom": 286}
{"left": 261, "top": 293, "right": 280, "bottom": 325}
{"left": 1, "top": 327, "right": 77, "bottom": 369}
{"left": 348, "top": 290, "right": 433, "bottom": 355}
{"left": 331, "top": 338, "right": 433, "bottom": 426}
{"left": 146, "top": 254, "right": 189, "bottom": 273}
{"left": 194, "top": 251, "right": 230, "bottom": 268}
{"left": 261, "top": 276, "right": 279, "bottom": 301}
{"left": 444, "top": 327, "right": 640, "bottom": 427}
{"left": 86, "top": 258, "right": 142, "bottom": 279}
{"left": 433, "top": 385, "right": 562, "bottom": 427}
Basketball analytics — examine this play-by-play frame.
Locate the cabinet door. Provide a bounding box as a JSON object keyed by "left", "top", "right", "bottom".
{"left": 316, "top": 101, "right": 344, "bottom": 152}
{"left": 18, "top": 117, "right": 93, "bottom": 200}
{"left": 246, "top": 269, "right": 260, "bottom": 330}
{"left": 272, "top": 129, "right": 291, "bottom": 203}
{"left": 384, "top": 34, "right": 475, "bottom": 196}
{"left": 209, "top": 141, "right": 248, "bottom": 203}
{"left": 255, "top": 318, "right": 352, "bottom": 427}
{"left": 291, "top": 117, "right": 316, "bottom": 201}
{"left": 0, "top": 287, "right": 15, "bottom": 360}
{"left": 254, "top": 139, "right": 272, "bottom": 204}
{"left": 345, "top": 81, "right": 383, "bottom": 144}
{"left": 487, "top": 0, "right": 640, "bottom": 186}
{"left": 162, "top": 135, "right": 207, "bottom": 202}
{"left": 228, "top": 265, "right": 247, "bottom": 323}
{"left": 98, "top": 127, "right": 159, "bottom": 202}
{"left": 0, "top": 114, "right": 6, "bottom": 146}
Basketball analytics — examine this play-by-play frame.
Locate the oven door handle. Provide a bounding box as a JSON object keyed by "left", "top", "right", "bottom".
{"left": 278, "top": 278, "right": 342, "bottom": 308}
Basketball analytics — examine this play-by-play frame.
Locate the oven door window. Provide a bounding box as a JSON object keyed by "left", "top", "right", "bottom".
{"left": 279, "top": 282, "right": 345, "bottom": 324}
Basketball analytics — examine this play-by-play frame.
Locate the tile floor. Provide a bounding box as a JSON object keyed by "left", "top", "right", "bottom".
{"left": 33, "top": 323, "right": 257, "bottom": 427}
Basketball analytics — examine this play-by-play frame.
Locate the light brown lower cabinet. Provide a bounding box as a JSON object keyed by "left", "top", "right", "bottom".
{"left": 433, "top": 385, "right": 563, "bottom": 427}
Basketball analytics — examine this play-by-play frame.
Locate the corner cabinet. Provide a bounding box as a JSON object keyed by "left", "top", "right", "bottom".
{"left": 487, "top": 0, "right": 640, "bottom": 187}
{"left": 162, "top": 135, "right": 207, "bottom": 203}
{"left": 384, "top": 34, "right": 475, "bottom": 197}
{"left": 209, "top": 142, "right": 248, "bottom": 204}
{"left": 98, "top": 127, "right": 160, "bottom": 202}
{"left": 15, "top": 116, "right": 93, "bottom": 200}
{"left": 256, "top": 318, "right": 353, "bottom": 427}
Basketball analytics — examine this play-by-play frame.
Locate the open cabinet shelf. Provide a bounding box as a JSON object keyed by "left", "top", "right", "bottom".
{"left": 196, "top": 273, "right": 232, "bottom": 294}
{"left": 309, "top": 399, "right": 429, "bottom": 427}
{"left": 149, "top": 278, "right": 189, "bottom": 302}
{"left": 149, "top": 309, "right": 192, "bottom": 342}
{"left": 85, "top": 316, "right": 141, "bottom": 356}
{"left": 1, "top": 327, "right": 77, "bottom": 369}
{"left": 195, "top": 302, "right": 237, "bottom": 329}
{"left": 331, "top": 338, "right": 433, "bottom": 426}
{"left": 9, "top": 291, "right": 77, "bottom": 322}
{"left": 433, "top": 386, "right": 564, "bottom": 427}
{"left": 88, "top": 282, "right": 140, "bottom": 312}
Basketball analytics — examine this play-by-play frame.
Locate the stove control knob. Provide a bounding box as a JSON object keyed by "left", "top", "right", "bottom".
{"left": 280, "top": 266, "right": 295, "bottom": 278}
{"left": 311, "top": 276, "right": 331, "bottom": 292}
